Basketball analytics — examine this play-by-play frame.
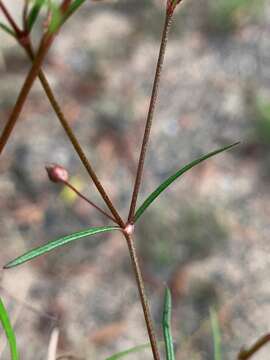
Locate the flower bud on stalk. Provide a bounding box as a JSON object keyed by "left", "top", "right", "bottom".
{"left": 46, "top": 164, "right": 69, "bottom": 183}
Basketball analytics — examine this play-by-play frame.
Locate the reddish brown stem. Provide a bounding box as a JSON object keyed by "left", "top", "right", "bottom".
{"left": 124, "top": 232, "right": 161, "bottom": 360}
{"left": 0, "top": 35, "right": 54, "bottom": 155}
{"left": 0, "top": 1, "right": 22, "bottom": 36}
{"left": 63, "top": 181, "right": 117, "bottom": 224}
{"left": 0, "top": 0, "right": 124, "bottom": 226}
{"left": 238, "top": 334, "right": 270, "bottom": 359}
{"left": 128, "top": 11, "right": 173, "bottom": 223}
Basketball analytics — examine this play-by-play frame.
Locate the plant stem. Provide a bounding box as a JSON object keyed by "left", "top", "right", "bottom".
{"left": 238, "top": 334, "right": 270, "bottom": 359}
{"left": 22, "top": 0, "right": 29, "bottom": 32}
{"left": 128, "top": 11, "right": 173, "bottom": 223}
{"left": 0, "top": 34, "right": 53, "bottom": 155}
{"left": 124, "top": 232, "right": 161, "bottom": 360}
{"left": 23, "top": 43, "right": 124, "bottom": 228}
{"left": 0, "top": 1, "right": 21, "bottom": 36}
{"left": 63, "top": 181, "right": 118, "bottom": 224}
{"left": 0, "top": 2, "right": 124, "bottom": 227}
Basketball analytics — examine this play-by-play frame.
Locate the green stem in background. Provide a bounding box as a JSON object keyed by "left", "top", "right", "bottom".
{"left": 0, "top": 298, "right": 19, "bottom": 360}
{"left": 238, "top": 334, "right": 270, "bottom": 359}
{"left": 163, "top": 288, "right": 175, "bottom": 360}
{"left": 124, "top": 232, "right": 161, "bottom": 360}
{"left": 210, "top": 308, "right": 222, "bottom": 360}
{"left": 128, "top": 10, "right": 173, "bottom": 224}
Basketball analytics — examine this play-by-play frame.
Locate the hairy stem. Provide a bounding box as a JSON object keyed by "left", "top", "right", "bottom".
{"left": 0, "top": 35, "right": 53, "bottom": 155}
{"left": 24, "top": 43, "right": 124, "bottom": 227}
{"left": 124, "top": 232, "right": 161, "bottom": 360}
{"left": 128, "top": 11, "right": 173, "bottom": 223}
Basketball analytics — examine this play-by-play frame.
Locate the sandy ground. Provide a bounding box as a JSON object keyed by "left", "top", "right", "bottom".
{"left": 0, "top": 0, "right": 270, "bottom": 359}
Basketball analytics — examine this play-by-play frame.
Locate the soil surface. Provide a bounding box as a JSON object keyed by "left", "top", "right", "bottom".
{"left": 0, "top": 0, "right": 270, "bottom": 359}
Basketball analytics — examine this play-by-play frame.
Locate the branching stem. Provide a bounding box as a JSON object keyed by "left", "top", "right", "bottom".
{"left": 0, "top": 0, "right": 124, "bottom": 227}
{"left": 23, "top": 43, "right": 125, "bottom": 228}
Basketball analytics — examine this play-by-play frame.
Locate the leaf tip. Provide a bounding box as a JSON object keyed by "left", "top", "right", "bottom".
{"left": 3, "top": 261, "right": 15, "bottom": 270}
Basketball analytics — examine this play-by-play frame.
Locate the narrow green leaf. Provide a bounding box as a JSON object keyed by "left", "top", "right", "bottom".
{"left": 63, "top": 0, "right": 86, "bottom": 22}
{"left": 27, "top": 0, "right": 46, "bottom": 31}
{"left": 48, "top": 3, "right": 63, "bottom": 34}
{"left": 4, "top": 226, "right": 120, "bottom": 269}
{"left": 106, "top": 343, "right": 151, "bottom": 360}
{"left": 0, "top": 298, "right": 19, "bottom": 360}
{"left": 135, "top": 142, "right": 240, "bottom": 222}
{"left": 0, "top": 23, "right": 16, "bottom": 37}
{"left": 210, "top": 307, "right": 222, "bottom": 360}
{"left": 163, "top": 287, "right": 175, "bottom": 360}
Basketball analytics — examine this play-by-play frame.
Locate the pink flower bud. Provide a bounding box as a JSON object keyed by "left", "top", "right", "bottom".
{"left": 45, "top": 164, "right": 69, "bottom": 183}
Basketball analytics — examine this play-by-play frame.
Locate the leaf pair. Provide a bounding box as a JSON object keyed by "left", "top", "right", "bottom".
{"left": 4, "top": 142, "right": 238, "bottom": 269}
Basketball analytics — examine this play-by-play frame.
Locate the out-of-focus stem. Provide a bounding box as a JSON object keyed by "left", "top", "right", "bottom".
{"left": 0, "top": 34, "right": 54, "bottom": 155}
{"left": 238, "top": 334, "right": 270, "bottom": 359}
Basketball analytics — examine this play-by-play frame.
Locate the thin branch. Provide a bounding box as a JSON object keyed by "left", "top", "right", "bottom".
{"left": 63, "top": 181, "right": 118, "bottom": 224}
{"left": 128, "top": 11, "right": 173, "bottom": 223}
{"left": 0, "top": 34, "right": 54, "bottom": 155}
{"left": 23, "top": 43, "right": 125, "bottom": 227}
{"left": 0, "top": 2, "right": 124, "bottom": 227}
{"left": 0, "top": 1, "right": 22, "bottom": 36}
{"left": 123, "top": 232, "right": 161, "bottom": 360}
{"left": 238, "top": 334, "right": 270, "bottom": 359}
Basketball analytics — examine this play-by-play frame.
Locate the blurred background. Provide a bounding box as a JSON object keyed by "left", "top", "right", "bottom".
{"left": 0, "top": 0, "right": 270, "bottom": 358}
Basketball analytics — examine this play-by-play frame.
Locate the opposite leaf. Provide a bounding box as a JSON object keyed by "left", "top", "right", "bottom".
{"left": 4, "top": 226, "right": 120, "bottom": 269}
{"left": 0, "top": 298, "right": 19, "bottom": 360}
{"left": 135, "top": 142, "right": 239, "bottom": 222}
